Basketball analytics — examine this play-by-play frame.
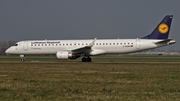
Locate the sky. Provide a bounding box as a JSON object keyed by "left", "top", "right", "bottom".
{"left": 0, "top": 0, "right": 180, "bottom": 50}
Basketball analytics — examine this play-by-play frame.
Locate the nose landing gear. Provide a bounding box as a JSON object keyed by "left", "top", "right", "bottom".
{"left": 20, "top": 55, "right": 25, "bottom": 62}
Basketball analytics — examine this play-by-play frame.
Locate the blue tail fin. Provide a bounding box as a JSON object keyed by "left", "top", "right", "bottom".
{"left": 141, "top": 15, "right": 173, "bottom": 39}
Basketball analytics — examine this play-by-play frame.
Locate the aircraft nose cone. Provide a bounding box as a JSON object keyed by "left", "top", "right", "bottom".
{"left": 5, "top": 48, "right": 10, "bottom": 54}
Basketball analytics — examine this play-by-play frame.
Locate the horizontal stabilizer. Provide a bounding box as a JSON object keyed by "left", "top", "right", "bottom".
{"left": 154, "top": 39, "right": 176, "bottom": 45}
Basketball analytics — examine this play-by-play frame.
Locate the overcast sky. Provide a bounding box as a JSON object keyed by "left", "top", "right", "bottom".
{"left": 0, "top": 0, "right": 180, "bottom": 50}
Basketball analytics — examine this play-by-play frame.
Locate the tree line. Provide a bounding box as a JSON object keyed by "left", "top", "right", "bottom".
{"left": 0, "top": 41, "right": 16, "bottom": 55}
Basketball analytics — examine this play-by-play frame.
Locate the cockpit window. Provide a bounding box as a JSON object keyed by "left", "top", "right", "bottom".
{"left": 14, "top": 44, "right": 18, "bottom": 46}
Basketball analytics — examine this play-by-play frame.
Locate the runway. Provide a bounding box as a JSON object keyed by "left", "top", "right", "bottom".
{"left": 1, "top": 61, "right": 180, "bottom": 64}
{"left": 93, "top": 61, "right": 180, "bottom": 64}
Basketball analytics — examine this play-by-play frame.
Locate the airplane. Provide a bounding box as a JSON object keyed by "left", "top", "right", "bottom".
{"left": 5, "top": 15, "right": 176, "bottom": 62}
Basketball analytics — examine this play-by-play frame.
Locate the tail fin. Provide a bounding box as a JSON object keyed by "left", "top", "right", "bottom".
{"left": 141, "top": 15, "right": 173, "bottom": 39}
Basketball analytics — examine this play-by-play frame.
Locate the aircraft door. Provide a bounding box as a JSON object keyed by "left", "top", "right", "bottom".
{"left": 136, "top": 38, "right": 140, "bottom": 49}
{"left": 23, "top": 41, "right": 28, "bottom": 51}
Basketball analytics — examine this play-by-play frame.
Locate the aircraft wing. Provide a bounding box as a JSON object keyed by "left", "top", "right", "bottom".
{"left": 68, "top": 38, "right": 97, "bottom": 55}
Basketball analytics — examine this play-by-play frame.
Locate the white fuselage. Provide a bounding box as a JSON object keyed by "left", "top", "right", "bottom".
{"left": 5, "top": 39, "right": 175, "bottom": 55}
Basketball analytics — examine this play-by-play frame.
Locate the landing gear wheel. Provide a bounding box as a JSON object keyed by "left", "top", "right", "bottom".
{"left": 82, "top": 57, "right": 86, "bottom": 62}
{"left": 87, "top": 58, "right": 91, "bottom": 62}
{"left": 21, "top": 59, "right": 25, "bottom": 62}
{"left": 81, "top": 57, "right": 92, "bottom": 62}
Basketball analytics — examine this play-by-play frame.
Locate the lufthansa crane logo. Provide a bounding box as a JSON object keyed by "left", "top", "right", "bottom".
{"left": 158, "top": 23, "right": 169, "bottom": 34}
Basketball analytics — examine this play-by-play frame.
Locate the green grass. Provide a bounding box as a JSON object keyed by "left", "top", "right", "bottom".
{"left": 0, "top": 61, "right": 180, "bottom": 100}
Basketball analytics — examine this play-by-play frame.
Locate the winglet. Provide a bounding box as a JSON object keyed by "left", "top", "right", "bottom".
{"left": 88, "top": 38, "right": 97, "bottom": 47}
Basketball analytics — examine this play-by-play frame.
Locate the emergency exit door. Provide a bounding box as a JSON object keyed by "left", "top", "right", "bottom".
{"left": 23, "top": 41, "right": 28, "bottom": 51}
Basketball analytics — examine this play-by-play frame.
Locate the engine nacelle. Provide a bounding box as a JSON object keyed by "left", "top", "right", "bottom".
{"left": 56, "top": 51, "right": 78, "bottom": 59}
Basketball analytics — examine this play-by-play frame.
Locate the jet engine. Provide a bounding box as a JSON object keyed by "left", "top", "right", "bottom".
{"left": 56, "top": 51, "right": 79, "bottom": 59}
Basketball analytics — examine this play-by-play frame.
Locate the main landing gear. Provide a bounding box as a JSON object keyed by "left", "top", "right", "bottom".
{"left": 20, "top": 55, "right": 25, "bottom": 62}
{"left": 82, "top": 57, "right": 92, "bottom": 62}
